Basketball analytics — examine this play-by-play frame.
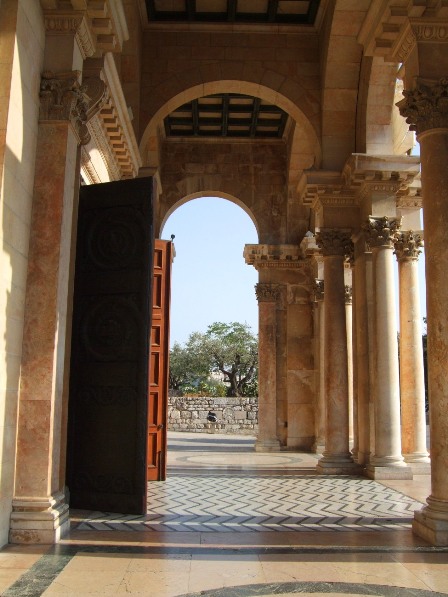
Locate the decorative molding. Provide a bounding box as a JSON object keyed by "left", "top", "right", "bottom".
{"left": 255, "top": 283, "right": 281, "bottom": 303}
{"left": 345, "top": 285, "right": 353, "bottom": 305}
{"left": 244, "top": 244, "right": 308, "bottom": 270}
{"left": 100, "top": 53, "right": 142, "bottom": 178}
{"left": 82, "top": 114, "right": 122, "bottom": 182}
{"left": 313, "top": 279, "right": 324, "bottom": 302}
{"left": 41, "top": 1, "right": 130, "bottom": 58}
{"left": 394, "top": 230, "right": 424, "bottom": 261}
{"left": 315, "top": 229, "right": 353, "bottom": 257}
{"left": 358, "top": 2, "right": 448, "bottom": 60}
{"left": 39, "top": 70, "right": 91, "bottom": 145}
{"left": 413, "top": 21, "right": 448, "bottom": 43}
{"left": 397, "top": 77, "right": 448, "bottom": 135}
{"left": 76, "top": 14, "right": 97, "bottom": 59}
{"left": 362, "top": 216, "right": 402, "bottom": 249}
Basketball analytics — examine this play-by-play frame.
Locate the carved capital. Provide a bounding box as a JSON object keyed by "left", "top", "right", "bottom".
{"left": 39, "top": 71, "right": 107, "bottom": 146}
{"left": 345, "top": 285, "right": 353, "bottom": 305}
{"left": 397, "top": 78, "right": 448, "bottom": 135}
{"left": 315, "top": 229, "right": 353, "bottom": 257}
{"left": 255, "top": 283, "right": 281, "bottom": 303}
{"left": 362, "top": 216, "right": 402, "bottom": 249}
{"left": 394, "top": 230, "right": 423, "bottom": 261}
{"left": 313, "top": 279, "right": 324, "bottom": 302}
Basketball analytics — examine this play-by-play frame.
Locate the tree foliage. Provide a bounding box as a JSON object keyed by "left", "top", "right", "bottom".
{"left": 169, "top": 322, "right": 258, "bottom": 397}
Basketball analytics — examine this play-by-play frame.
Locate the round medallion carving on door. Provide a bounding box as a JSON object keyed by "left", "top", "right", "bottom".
{"left": 80, "top": 296, "right": 141, "bottom": 361}
{"left": 85, "top": 207, "right": 145, "bottom": 270}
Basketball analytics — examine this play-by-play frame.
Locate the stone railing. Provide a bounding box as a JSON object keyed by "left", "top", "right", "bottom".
{"left": 168, "top": 395, "right": 258, "bottom": 435}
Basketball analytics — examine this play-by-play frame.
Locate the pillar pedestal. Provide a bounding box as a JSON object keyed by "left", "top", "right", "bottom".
{"left": 9, "top": 492, "right": 70, "bottom": 544}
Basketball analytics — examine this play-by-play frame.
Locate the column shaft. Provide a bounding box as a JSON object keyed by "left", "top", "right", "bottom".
{"left": 364, "top": 217, "right": 412, "bottom": 480}
{"left": 396, "top": 235, "right": 430, "bottom": 471}
{"left": 353, "top": 242, "right": 371, "bottom": 465}
{"left": 414, "top": 125, "right": 448, "bottom": 543}
{"left": 255, "top": 284, "right": 280, "bottom": 452}
{"left": 315, "top": 229, "right": 359, "bottom": 474}
{"left": 345, "top": 287, "right": 354, "bottom": 447}
{"left": 313, "top": 281, "right": 325, "bottom": 454}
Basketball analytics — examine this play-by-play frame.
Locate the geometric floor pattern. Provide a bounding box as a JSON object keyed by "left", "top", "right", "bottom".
{"left": 75, "top": 473, "right": 424, "bottom": 533}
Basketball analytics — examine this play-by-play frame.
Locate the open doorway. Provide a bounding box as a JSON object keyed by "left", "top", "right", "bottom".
{"left": 158, "top": 196, "right": 259, "bottom": 460}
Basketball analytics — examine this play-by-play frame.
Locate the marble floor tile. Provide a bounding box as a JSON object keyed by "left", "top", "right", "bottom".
{"left": 3, "top": 431, "right": 448, "bottom": 597}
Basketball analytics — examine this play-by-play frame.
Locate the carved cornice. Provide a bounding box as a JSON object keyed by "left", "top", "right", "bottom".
{"left": 396, "top": 77, "right": 448, "bottom": 135}
{"left": 244, "top": 244, "right": 308, "bottom": 270}
{"left": 313, "top": 279, "right": 324, "bottom": 302}
{"left": 82, "top": 114, "right": 122, "bottom": 182}
{"left": 362, "top": 216, "right": 402, "bottom": 249}
{"left": 41, "top": 1, "right": 129, "bottom": 57}
{"left": 255, "top": 283, "right": 282, "bottom": 303}
{"left": 358, "top": 2, "right": 448, "bottom": 61}
{"left": 394, "top": 230, "right": 424, "bottom": 261}
{"left": 315, "top": 229, "right": 353, "bottom": 257}
{"left": 39, "top": 71, "right": 91, "bottom": 144}
{"left": 345, "top": 285, "right": 353, "bottom": 305}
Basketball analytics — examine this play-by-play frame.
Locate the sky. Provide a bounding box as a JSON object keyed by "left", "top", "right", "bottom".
{"left": 161, "top": 197, "right": 259, "bottom": 347}
{"left": 161, "top": 196, "right": 427, "bottom": 348}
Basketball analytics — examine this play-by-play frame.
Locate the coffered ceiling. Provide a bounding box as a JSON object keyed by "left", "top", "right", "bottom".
{"left": 145, "top": 0, "right": 321, "bottom": 25}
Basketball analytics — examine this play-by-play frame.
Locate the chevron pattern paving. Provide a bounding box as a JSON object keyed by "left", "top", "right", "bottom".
{"left": 75, "top": 474, "right": 423, "bottom": 533}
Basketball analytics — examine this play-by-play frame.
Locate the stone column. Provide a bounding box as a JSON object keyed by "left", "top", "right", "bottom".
{"left": 315, "top": 230, "right": 359, "bottom": 474}
{"left": 395, "top": 231, "right": 430, "bottom": 473}
{"left": 313, "top": 280, "right": 325, "bottom": 454}
{"left": 398, "top": 78, "right": 448, "bottom": 544}
{"left": 353, "top": 235, "right": 372, "bottom": 466}
{"left": 363, "top": 217, "right": 412, "bottom": 480}
{"left": 345, "top": 284, "right": 354, "bottom": 449}
{"left": 255, "top": 283, "right": 281, "bottom": 452}
{"left": 10, "top": 71, "right": 105, "bottom": 543}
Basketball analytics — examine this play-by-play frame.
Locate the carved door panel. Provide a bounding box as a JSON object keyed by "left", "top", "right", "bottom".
{"left": 67, "top": 177, "right": 154, "bottom": 514}
{"left": 148, "top": 240, "right": 173, "bottom": 481}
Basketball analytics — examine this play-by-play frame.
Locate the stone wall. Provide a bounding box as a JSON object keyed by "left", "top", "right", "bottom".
{"left": 168, "top": 396, "right": 258, "bottom": 435}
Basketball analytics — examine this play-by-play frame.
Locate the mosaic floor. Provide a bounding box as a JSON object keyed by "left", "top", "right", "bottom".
{"left": 75, "top": 473, "right": 422, "bottom": 533}
{"left": 2, "top": 431, "right": 448, "bottom": 597}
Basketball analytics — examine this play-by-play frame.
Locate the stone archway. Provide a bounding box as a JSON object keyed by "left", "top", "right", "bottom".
{"left": 139, "top": 80, "right": 321, "bottom": 186}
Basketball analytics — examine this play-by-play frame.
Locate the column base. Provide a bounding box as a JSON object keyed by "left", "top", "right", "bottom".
{"left": 317, "top": 453, "right": 362, "bottom": 475}
{"left": 255, "top": 438, "right": 281, "bottom": 452}
{"left": 355, "top": 450, "right": 371, "bottom": 466}
{"left": 312, "top": 441, "right": 325, "bottom": 455}
{"left": 413, "top": 498, "right": 448, "bottom": 546}
{"left": 365, "top": 463, "right": 413, "bottom": 480}
{"left": 9, "top": 491, "right": 70, "bottom": 544}
{"left": 404, "top": 453, "right": 431, "bottom": 475}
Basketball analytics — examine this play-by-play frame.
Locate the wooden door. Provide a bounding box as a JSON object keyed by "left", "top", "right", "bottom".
{"left": 148, "top": 240, "right": 173, "bottom": 481}
{"left": 67, "top": 177, "right": 154, "bottom": 514}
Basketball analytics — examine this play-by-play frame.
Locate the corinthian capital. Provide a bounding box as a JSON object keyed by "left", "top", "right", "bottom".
{"left": 315, "top": 229, "right": 353, "bottom": 257}
{"left": 396, "top": 78, "right": 448, "bottom": 135}
{"left": 363, "top": 216, "right": 402, "bottom": 249}
{"left": 39, "top": 71, "right": 106, "bottom": 145}
{"left": 255, "top": 283, "right": 281, "bottom": 303}
{"left": 394, "top": 231, "right": 423, "bottom": 261}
